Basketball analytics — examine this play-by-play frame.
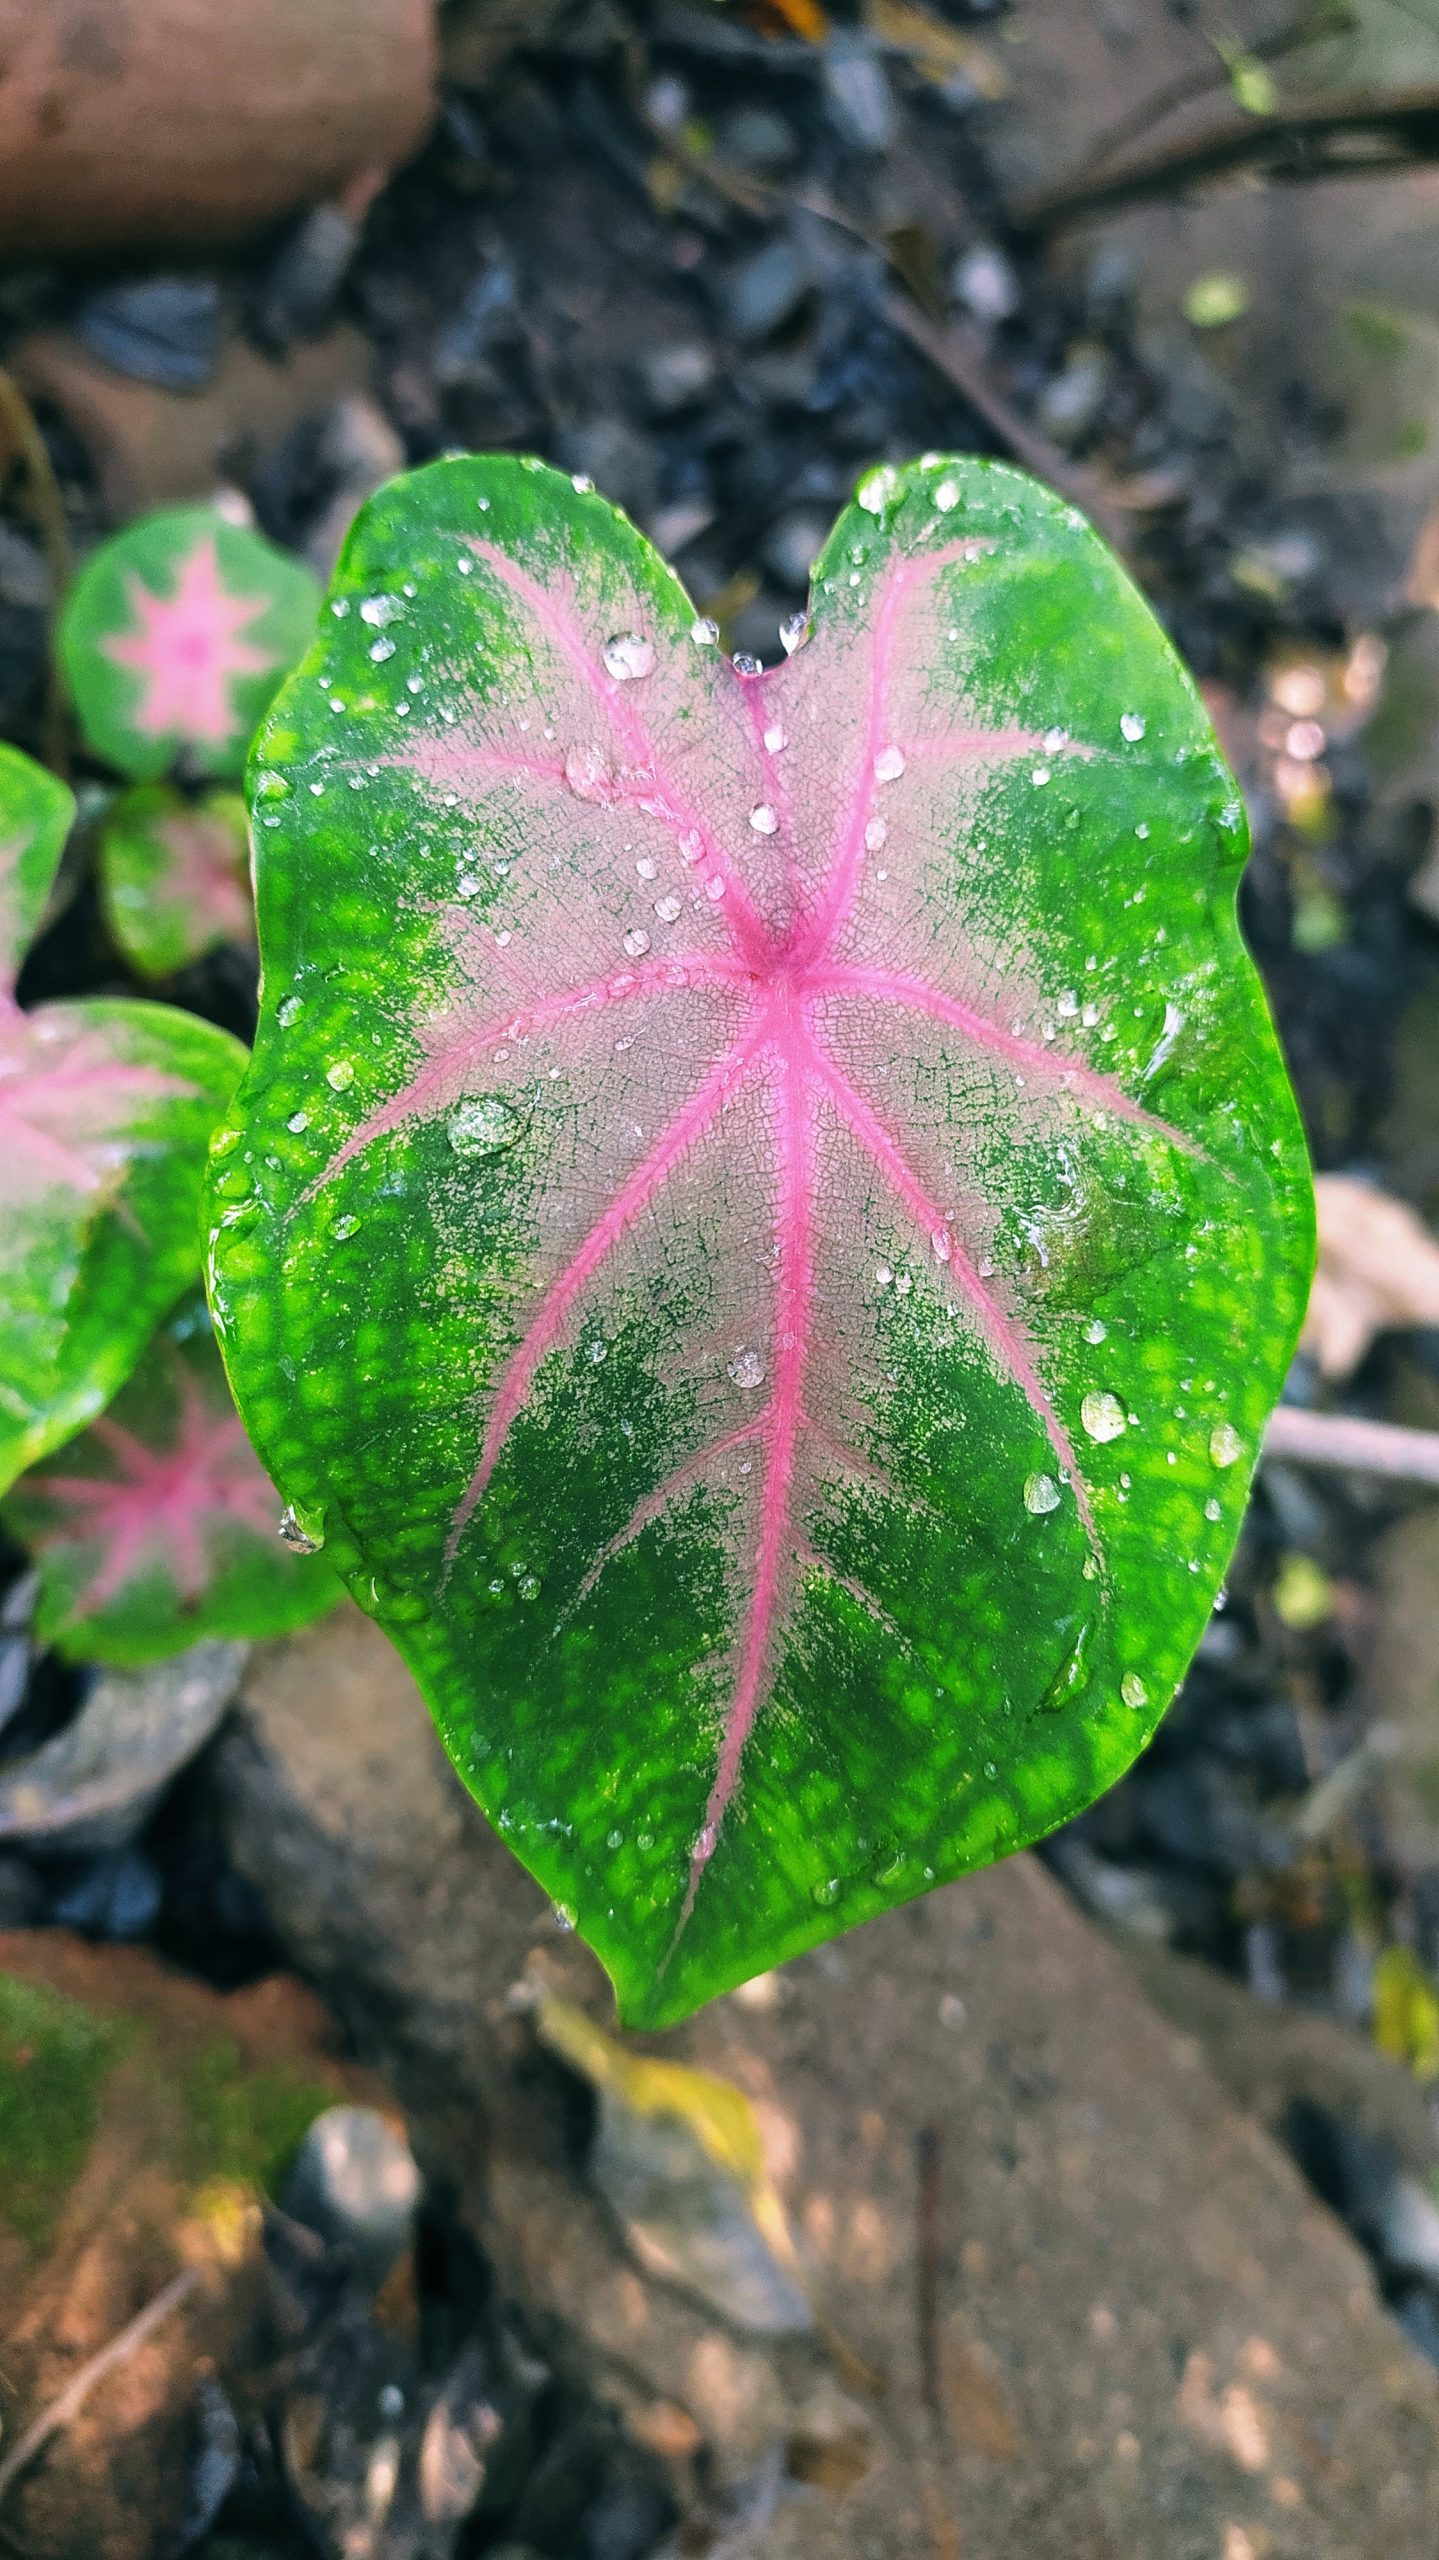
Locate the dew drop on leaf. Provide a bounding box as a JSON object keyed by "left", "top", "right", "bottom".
{"left": 1121, "top": 711, "right": 1146, "bottom": 742}
{"left": 654, "top": 895, "right": 682, "bottom": 923}
{"left": 727, "top": 1347, "right": 766, "bottom": 1389}
{"left": 1121, "top": 1673, "right": 1148, "bottom": 1708}
{"left": 689, "top": 617, "right": 719, "bottom": 647}
{"left": 1080, "top": 1390, "right": 1126, "bottom": 1442}
{"left": 1024, "top": 1472, "right": 1061, "bottom": 1515}
{"left": 1204, "top": 1497, "right": 1222, "bottom": 1521}
{"left": 732, "top": 652, "right": 763, "bottom": 678}
{"left": 287, "top": 1110, "right": 309, "bottom": 1133}
{"left": 448, "top": 1095, "right": 526, "bottom": 1158}
{"left": 602, "top": 631, "right": 655, "bottom": 681}
{"left": 865, "top": 817, "right": 888, "bottom": 852}
{"left": 933, "top": 476, "right": 962, "bottom": 512}
{"left": 1209, "top": 1422, "right": 1243, "bottom": 1468}
{"left": 874, "top": 746, "right": 905, "bottom": 783}
{"left": 359, "top": 595, "right": 402, "bottom": 627}
{"left": 623, "top": 927, "right": 651, "bottom": 958}
{"left": 763, "top": 722, "right": 787, "bottom": 752}
{"left": 518, "top": 1574, "right": 541, "bottom": 1600}
{"left": 1085, "top": 1318, "right": 1107, "bottom": 1343}
{"left": 277, "top": 994, "right": 304, "bottom": 1028}
{"left": 326, "top": 1060, "right": 354, "bottom": 1091}
{"left": 749, "top": 803, "right": 778, "bottom": 835}
{"left": 369, "top": 637, "right": 397, "bottom": 663}
{"left": 778, "top": 612, "right": 808, "bottom": 654}
{"left": 278, "top": 1506, "right": 323, "bottom": 1554}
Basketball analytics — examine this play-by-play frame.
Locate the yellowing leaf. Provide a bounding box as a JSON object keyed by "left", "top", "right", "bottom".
{"left": 1184, "top": 273, "right": 1250, "bottom": 331}
{"left": 1373, "top": 1945, "right": 1439, "bottom": 2081}
{"left": 863, "top": 0, "right": 1006, "bottom": 97}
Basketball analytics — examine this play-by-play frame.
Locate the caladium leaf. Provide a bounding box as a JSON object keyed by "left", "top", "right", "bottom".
{"left": 59, "top": 507, "right": 321, "bottom": 783}
{"left": 0, "top": 742, "right": 74, "bottom": 984}
{"left": 99, "top": 785, "right": 253, "bottom": 979}
{"left": 207, "top": 453, "right": 1313, "bottom": 2027}
{"left": 4, "top": 1297, "right": 339, "bottom": 1665}
{"left": 0, "top": 742, "right": 246, "bottom": 1493}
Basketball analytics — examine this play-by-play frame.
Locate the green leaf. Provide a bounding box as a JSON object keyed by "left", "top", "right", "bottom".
{"left": 4, "top": 1295, "right": 339, "bottom": 1665}
{"left": 99, "top": 784, "right": 252, "bottom": 979}
{"left": 207, "top": 452, "right": 1313, "bottom": 2026}
{"left": 58, "top": 506, "right": 321, "bottom": 783}
{"left": 0, "top": 741, "right": 74, "bottom": 985}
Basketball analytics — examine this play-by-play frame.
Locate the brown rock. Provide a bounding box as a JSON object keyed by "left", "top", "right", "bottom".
{"left": 215, "top": 1606, "right": 1439, "bottom": 2558}
{"left": 0, "top": 0, "right": 437, "bottom": 258}
{"left": 0, "top": 1934, "right": 368, "bottom": 2560}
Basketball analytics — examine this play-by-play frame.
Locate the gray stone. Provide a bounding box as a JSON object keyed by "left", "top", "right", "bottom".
{"left": 0, "top": 1639, "right": 248, "bottom": 1851}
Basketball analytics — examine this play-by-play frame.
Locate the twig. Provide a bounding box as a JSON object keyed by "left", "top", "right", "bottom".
{"left": 1011, "top": 83, "right": 1439, "bottom": 236}
{"left": 1069, "top": 5, "right": 1350, "bottom": 185}
{"left": 0, "top": 368, "right": 74, "bottom": 777}
{"left": 0, "top": 2270, "right": 198, "bottom": 2511}
{"left": 1263, "top": 1405, "right": 1439, "bottom": 1488}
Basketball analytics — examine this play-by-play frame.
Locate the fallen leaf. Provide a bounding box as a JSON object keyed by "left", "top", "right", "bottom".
{"left": 1303, "top": 1175, "right": 1439, "bottom": 1379}
{"left": 863, "top": 0, "right": 1006, "bottom": 97}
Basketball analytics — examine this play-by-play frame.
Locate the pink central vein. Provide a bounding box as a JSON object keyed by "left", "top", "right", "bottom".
{"left": 466, "top": 539, "right": 772, "bottom": 964}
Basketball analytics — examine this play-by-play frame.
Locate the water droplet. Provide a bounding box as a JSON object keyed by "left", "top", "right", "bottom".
{"left": 1121, "top": 1672, "right": 1148, "bottom": 1708}
{"left": 287, "top": 1109, "right": 309, "bottom": 1134}
{"left": 811, "top": 1876, "right": 841, "bottom": 1907}
{"left": 587, "top": 1339, "right": 608, "bottom": 1364}
{"left": 728, "top": 1347, "right": 766, "bottom": 1389}
{"left": 606, "top": 1827, "right": 625, "bottom": 1850}
{"left": 858, "top": 463, "right": 899, "bottom": 514}
{"left": 779, "top": 611, "right": 808, "bottom": 654}
{"left": 875, "top": 1264, "right": 893, "bottom": 1288}
{"left": 1031, "top": 766, "right": 1051, "bottom": 788}
{"left": 564, "top": 744, "right": 616, "bottom": 802}
{"left": 333, "top": 1214, "right": 361, "bottom": 1241}
{"left": 931, "top": 1229, "right": 952, "bottom": 1263}
{"left": 705, "top": 874, "right": 727, "bottom": 901}
{"left": 1209, "top": 1422, "right": 1243, "bottom": 1468}
{"left": 934, "top": 476, "right": 962, "bottom": 512}
{"left": 654, "top": 894, "right": 682, "bottom": 923}
{"left": 571, "top": 472, "right": 595, "bottom": 492}
{"left": 874, "top": 745, "right": 905, "bottom": 783}
{"left": 864, "top": 816, "right": 888, "bottom": 852}
{"left": 764, "top": 722, "right": 787, "bottom": 752}
{"left": 690, "top": 616, "right": 719, "bottom": 646}
{"left": 278, "top": 1506, "right": 323, "bottom": 1555}
{"left": 518, "top": 1574, "right": 541, "bottom": 1601}
{"left": 447, "top": 1094, "right": 526, "bottom": 1157}
{"left": 623, "top": 926, "right": 651, "bottom": 958}
{"left": 368, "top": 636, "right": 396, "bottom": 663}
{"left": 1081, "top": 1390, "right": 1126, "bottom": 1442}
{"left": 359, "top": 594, "right": 402, "bottom": 627}
{"left": 603, "top": 630, "right": 655, "bottom": 681}
{"left": 1025, "top": 1472, "right": 1061, "bottom": 1515}
{"left": 749, "top": 802, "right": 778, "bottom": 835}
{"left": 1120, "top": 711, "right": 1146, "bottom": 743}
{"left": 1084, "top": 1318, "right": 1107, "bottom": 1344}
{"left": 254, "top": 768, "right": 290, "bottom": 800}
{"left": 1204, "top": 1497, "right": 1222, "bottom": 1521}
{"left": 326, "top": 1060, "right": 355, "bottom": 1092}
{"left": 983, "top": 1760, "right": 998, "bottom": 1780}
{"left": 731, "top": 651, "right": 763, "bottom": 678}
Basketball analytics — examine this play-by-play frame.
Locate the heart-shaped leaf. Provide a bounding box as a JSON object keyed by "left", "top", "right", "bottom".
{"left": 59, "top": 507, "right": 321, "bottom": 783}
{"left": 208, "top": 454, "right": 1313, "bottom": 2026}
{"left": 1, "top": 746, "right": 246, "bottom": 1494}
{"left": 98, "top": 785, "right": 253, "bottom": 979}
{"left": 0, "top": 741, "right": 74, "bottom": 983}
{"left": 4, "top": 1296, "right": 339, "bottom": 1665}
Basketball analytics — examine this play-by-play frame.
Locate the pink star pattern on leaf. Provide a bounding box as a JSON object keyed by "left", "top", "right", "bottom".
{"left": 37, "top": 1359, "right": 277, "bottom": 1618}
{"left": 102, "top": 536, "right": 275, "bottom": 747}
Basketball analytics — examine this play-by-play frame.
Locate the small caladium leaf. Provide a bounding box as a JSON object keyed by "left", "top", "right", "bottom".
{"left": 4, "top": 1296, "right": 339, "bottom": 1665}
{"left": 208, "top": 454, "right": 1313, "bottom": 2026}
{"left": 0, "top": 747, "right": 246, "bottom": 1493}
{"left": 0, "top": 741, "right": 75, "bottom": 984}
{"left": 99, "top": 784, "right": 253, "bottom": 979}
{"left": 59, "top": 507, "right": 321, "bottom": 783}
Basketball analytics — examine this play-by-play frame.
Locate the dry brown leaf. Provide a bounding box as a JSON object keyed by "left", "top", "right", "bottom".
{"left": 1303, "top": 1175, "right": 1439, "bottom": 1379}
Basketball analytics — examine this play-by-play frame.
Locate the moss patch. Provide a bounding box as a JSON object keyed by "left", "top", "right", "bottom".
{"left": 0, "top": 1973, "right": 130, "bottom": 2251}
{"left": 182, "top": 2038, "right": 338, "bottom": 2196}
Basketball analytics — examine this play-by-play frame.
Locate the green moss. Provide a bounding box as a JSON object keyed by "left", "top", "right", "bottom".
{"left": 182, "top": 2039, "right": 336, "bottom": 2195}
{"left": 0, "top": 1974, "right": 129, "bottom": 2251}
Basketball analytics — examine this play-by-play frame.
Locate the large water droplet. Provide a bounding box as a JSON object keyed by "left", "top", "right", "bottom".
{"left": 277, "top": 994, "right": 304, "bottom": 1028}
{"left": 874, "top": 745, "right": 906, "bottom": 783}
{"left": 690, "top": 617, "right": 719, "bottom": 647}
{"left": 286, "top": 1109, "right": 309, "bottom": 1133}
{"left": 728, "top": 1347, "right": 766, "bottom": 1389}
{"left": 749, "top": 802, "right": 778, "bottom": 835}
{"left": 934, "top": 476, "right": 962, "bottom": 513}
{"left": 1121, "top": 1672, "right": 1147, "bottom": 1708}
{"left": 778, "top": 611, "right": 808, "bottom": 655}
{"left": 278, "top": 1506, "right": 323, "bottom": 1555}
{"left": 1120, "top": 711, "right": 1146, "bottom": 743}
{"left": 368, "top": 636, "right": 396, "bottom": 663}
{"left": 359, "top": 594, "right": 402, "bottom": 627}
{"left": 447, "top": 1094, "right": 526, "bottom": 1158}
{"left": 603, "top": 631, "right": 655, "bottom": 681}
{"left": 731, "top": 651, "right": 763, "bottom": 678}
{"left": 654, "top": 893, "right": 681, "bottom": 923}
{"left": 764, "top": 722, "right": 787, "bottom": 753}
{"left": 857, "top": 463, "right": 899, "bottom": 514}
{"left": 1024, "top": 1472, "right": 1061, "bottom": 1515}
{"left": 333, "top": 1214, "right": 361, "bottom": 1241}
{"left": 1080, "top": 1390, "right": 1126, "bottom": 1442}
{"left": 1209, "top": 1422, "right": 1243, "bottom": 1468}
{"left": 326, "top": 1060, "right": 355, "bottom": 1092}
{"left": 622, "top": 927, "right": 651, "bottom": 958}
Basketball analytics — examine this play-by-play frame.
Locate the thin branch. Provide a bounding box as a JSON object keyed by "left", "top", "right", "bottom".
{"left": 1263, "top": 1404, "right": 1439, "bottom": 1488}
{"left": 1070, "top": 5, "right": 1353, "bottom": 185}
{"left": 0, "top": 370, "right": 74, "bottom": 776}
{"left": 0, "top": 2270, "right": 199, "bottom": 2510}
{"left": 1011, "top": 82, "right": 1439, "bottom": 236}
